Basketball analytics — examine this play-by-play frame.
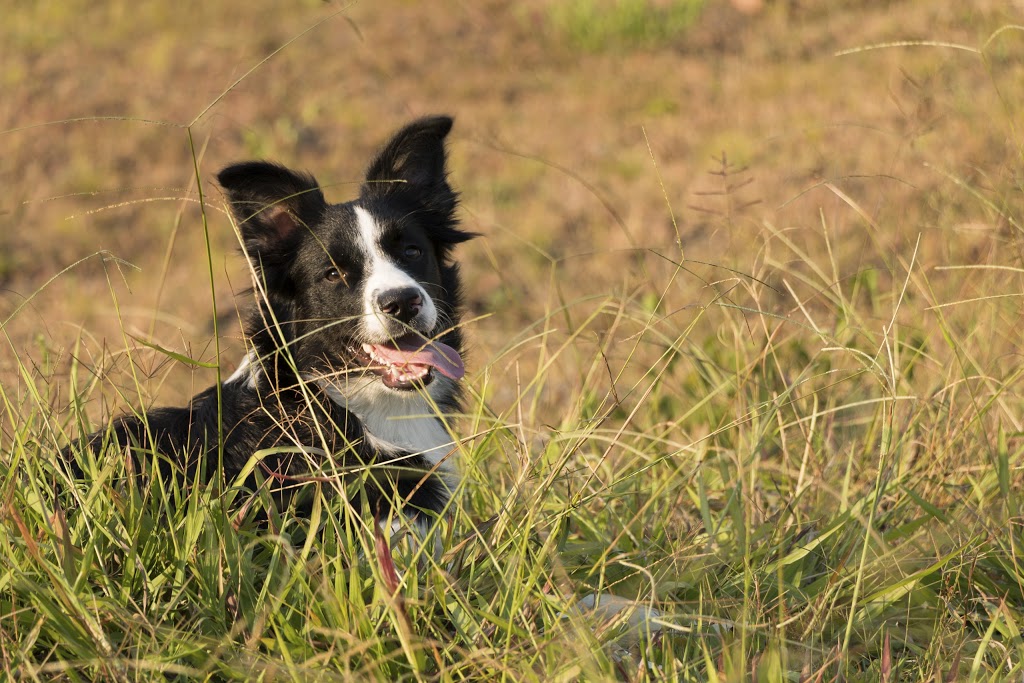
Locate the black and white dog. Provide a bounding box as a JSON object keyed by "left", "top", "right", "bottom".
{"left": 70, "top": 116, "right": 474, "bottom": 522}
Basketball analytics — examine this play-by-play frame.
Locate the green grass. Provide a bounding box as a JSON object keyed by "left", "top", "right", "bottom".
{"left": 3, "top": 6, "right": 1024, "bottom": 682}
{"left": 5, "top": 172, "right": 1024, "bottom": 680}
{"left": 545, "top": 0, "right": 705, "bottom": 52}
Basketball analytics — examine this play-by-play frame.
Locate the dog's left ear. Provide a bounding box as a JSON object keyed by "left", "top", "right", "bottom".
{"left": 361, "top": 116, "right": 456, "bottom": 215}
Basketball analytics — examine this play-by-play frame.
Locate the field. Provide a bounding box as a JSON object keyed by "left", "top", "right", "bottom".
{"left": 2, "top": 1, "right": 1024, "bottom": 680}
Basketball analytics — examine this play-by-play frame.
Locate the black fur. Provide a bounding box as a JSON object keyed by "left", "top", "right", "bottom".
{"left": 66, "top": 116, "right": 475, "bottom": 520}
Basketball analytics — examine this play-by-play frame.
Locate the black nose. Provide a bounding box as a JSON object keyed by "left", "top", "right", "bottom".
{"left": 376, "top": 287, "right": 423, "bottom": 324}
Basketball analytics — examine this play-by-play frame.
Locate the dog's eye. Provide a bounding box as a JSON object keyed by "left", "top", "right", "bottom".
{"left": 324, "top": 267, "right": 343, "bottom": 283}
{"left": 404, "top": 246, "right": 422, "bottom": 260}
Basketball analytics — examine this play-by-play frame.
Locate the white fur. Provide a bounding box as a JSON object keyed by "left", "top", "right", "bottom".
{"left": 354, "top": 206, "right": 437, "bottom": 341}
{"left": 317, "top": 376, "right": 458, "bottom": 478}
{"left": 229, "top": 341, "right": 458, "bottom": 481}
{"left": 226, "top": 352, "right": 258, "bottom": 389}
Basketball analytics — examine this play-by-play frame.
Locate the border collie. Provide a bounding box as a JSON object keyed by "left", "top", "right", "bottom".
{"left": 69, "top": 115, "right": 475, "bottom": 522}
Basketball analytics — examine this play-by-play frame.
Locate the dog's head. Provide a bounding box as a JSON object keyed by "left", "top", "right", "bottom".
{"left": 218, "top": 116, "right": 474, "bottom": 402}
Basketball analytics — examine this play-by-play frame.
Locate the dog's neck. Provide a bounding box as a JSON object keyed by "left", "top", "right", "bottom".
{"left": 320, "top": 379, "right": 457, "bottom": 473}
{"left": 229, "top": 352, "right": 457, "bottom": 473}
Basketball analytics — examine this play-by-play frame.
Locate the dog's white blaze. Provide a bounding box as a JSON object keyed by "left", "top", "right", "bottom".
{"left": 353, "top": 206, "right": 437, "bottom": 341}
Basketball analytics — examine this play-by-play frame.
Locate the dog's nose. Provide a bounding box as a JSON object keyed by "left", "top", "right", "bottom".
{"left": 376, "top": 287, "right": 423, "bottom": 324}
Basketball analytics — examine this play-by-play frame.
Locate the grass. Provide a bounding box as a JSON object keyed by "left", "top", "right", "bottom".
{"left": 3, "top": 2, "right": 1024, "bottom": 681}
{"left": 544, "top": 0, "right": 705, "bottom": 52}
{"left": 6, "top": 161, "right": 1024, "bottom": 680}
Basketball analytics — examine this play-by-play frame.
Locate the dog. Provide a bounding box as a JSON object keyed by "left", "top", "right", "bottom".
{"left": 67, "top": 115, "right": 475, "bottom": 524}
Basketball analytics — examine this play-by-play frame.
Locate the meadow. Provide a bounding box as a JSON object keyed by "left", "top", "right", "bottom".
{"left": 2, "top": 1, "right": 1024, "bottom": 680}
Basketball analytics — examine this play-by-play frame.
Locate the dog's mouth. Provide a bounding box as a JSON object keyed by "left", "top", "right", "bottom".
{"left": 351, "top": 334, "right": 464, "bottom": 390}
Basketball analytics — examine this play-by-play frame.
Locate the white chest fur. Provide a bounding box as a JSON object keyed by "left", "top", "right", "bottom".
{"left": 317, "top": 378, "right": 458, "bottom": 477}
{"left": 230, "top": 354, "right": 459, "bottom": 478}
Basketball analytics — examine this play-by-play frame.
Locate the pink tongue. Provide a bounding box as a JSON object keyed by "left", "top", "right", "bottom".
{"left": 370, "top": 337, "right": 465, "bottom": 380}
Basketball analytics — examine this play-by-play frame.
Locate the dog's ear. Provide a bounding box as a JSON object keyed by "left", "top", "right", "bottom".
{"left": 218, "top": 162, "right": 326, "bottom": 259}
{"left": 361, "top": 116, "right": 455, "bottom": 212}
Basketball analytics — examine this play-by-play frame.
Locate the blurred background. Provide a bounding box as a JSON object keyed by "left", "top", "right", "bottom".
{"left": 1, "top": 0, "right": 1021, "bottom": 427}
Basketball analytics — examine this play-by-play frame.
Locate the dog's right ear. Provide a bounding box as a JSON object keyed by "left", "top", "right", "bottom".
{"left": 217, "top": 162, "right": 326, "bottom": 259}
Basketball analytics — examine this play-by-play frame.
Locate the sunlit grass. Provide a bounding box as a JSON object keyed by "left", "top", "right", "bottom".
{"left": 5, "top": 156, "right": 1024, "bottom": 679}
